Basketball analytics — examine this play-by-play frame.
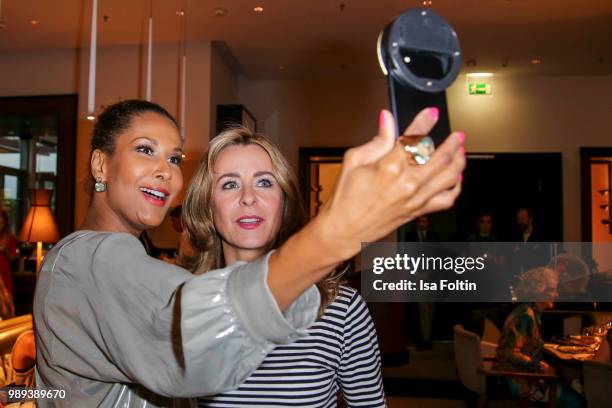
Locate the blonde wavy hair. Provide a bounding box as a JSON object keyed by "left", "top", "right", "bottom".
{"left": 182, "top": 126, "right": 341, "bottom": 316}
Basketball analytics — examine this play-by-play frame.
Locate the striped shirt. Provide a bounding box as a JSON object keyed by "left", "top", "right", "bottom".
{"left": 198, "top": 286, "right": 386, "bottom": 407}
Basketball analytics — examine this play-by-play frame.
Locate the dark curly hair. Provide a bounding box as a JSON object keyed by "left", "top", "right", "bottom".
{"left": 91, "top": 99, "right": 179, "bottom": 155}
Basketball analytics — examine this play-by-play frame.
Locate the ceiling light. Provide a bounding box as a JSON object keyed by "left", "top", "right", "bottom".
{"left": 531, "top": 58, "right": 542, "bottom": 64}
{"left": 254, "top": 6, "right": 264, "bottom": 13}
{"left": 422, "top": 0, "right": 433, "bottom": 6}
{"left": 176, "top": 10, "right": 185, "bottom": 17}
{"left": 87, "top": 0, "right": 98, "bottom": 121}
{"left": 30, "top": 19, "right": 39, "bottom": 25}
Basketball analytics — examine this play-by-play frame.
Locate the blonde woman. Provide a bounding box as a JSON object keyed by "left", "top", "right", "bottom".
{"left": 183, "top": 128, "right": 386, "bottom": 407}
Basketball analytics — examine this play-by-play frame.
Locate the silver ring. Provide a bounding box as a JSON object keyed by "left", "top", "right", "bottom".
{"left": 400, "top": 135, "right": 435, "bottom": 165}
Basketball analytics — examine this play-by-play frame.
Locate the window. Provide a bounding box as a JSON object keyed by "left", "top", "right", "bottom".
{"left": 0, "top": 115, "right": 58, "bottom": 233}
{"left": 0, "top": 95, "right": 77, "bottom": 238}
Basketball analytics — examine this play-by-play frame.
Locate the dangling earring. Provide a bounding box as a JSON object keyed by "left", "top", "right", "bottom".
{"left": 94, "top": 177, "right": 107, "bottom": 193}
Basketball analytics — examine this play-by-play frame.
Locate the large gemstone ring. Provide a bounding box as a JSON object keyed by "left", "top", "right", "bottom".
{"left": 398, "top": 135, "right": 435, "bottom": 165}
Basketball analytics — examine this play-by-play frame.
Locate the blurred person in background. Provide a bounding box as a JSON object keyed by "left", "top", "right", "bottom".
{"left": 496, "top": 267, "right": 584, "bottom": 407}
{"left": 466, "top": 211, "right": 499, "bottom": 242}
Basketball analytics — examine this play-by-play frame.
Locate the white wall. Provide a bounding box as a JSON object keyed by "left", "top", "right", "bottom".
{"left": 0, "top": 48, "right": 79, "bottom": 96}
{"left": 239, "top": 74, "right": 612, "bottom": 242}
{"left": 238, "top": 78, "right": 387, "bottom": 167}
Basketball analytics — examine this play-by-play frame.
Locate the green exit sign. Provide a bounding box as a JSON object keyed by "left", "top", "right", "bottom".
{"left": 468, "top": 83, "right": 492, "bottom": 95}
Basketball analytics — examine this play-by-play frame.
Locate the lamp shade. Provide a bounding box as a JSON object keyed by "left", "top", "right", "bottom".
{"left": 18, "top": 189, "right": 60, "bottom": 243}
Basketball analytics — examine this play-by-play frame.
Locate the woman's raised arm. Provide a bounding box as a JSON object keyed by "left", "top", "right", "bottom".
{"left": 269, "top": 108, "right": 465, "bottom": 309}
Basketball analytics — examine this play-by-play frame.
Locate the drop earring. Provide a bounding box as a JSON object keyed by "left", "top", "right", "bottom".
{"left": 94, "top": 178, "right": 107, "bottom": 192}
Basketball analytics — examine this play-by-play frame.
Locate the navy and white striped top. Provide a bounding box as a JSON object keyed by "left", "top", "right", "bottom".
{"left": 198, "top": 286, "right": 386, "bottom": 407}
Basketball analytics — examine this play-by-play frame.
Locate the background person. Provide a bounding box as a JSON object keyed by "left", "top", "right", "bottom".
{"left": 466, "top": 211, "right": 499, "bottom": 242}
{"left": 496, "top": 267, "right": 558, "bottom": 376}
{"left": 399, "top": 214, "right": 440, "bottom": 243}
{"left": 496, "top": 267, "right": 584, "bottom": 406}
{"left": 510, "top": 208, "right": 551, "bottom": 278}
{"left": 512, "top": 208, "right": 541, "bottom": 243}
{"left": 399, "top": 214, "right": 440, "bottom": 350}
{"left": 400, "top": 214, "right": 439, "bottom": 350}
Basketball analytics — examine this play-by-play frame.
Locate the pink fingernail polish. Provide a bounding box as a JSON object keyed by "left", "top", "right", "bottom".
{"left": 427, "top": 107, "right": 439, "bottom": 120}
{"left": 379, "top": 110, "right": 387, "bottom": 128}
{"left": 458, "top": 132, "right": 466, "bottom": 144}
{"left": 459, "top": 174, "right": 463, "bottom": 183}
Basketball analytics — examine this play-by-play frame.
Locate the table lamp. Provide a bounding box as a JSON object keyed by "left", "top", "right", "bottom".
{"left": 18, "top": 189, "right": 60, "bottom": 275}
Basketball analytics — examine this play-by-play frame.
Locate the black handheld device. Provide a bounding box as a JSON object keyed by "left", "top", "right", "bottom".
{"left": 377, "top": 8, "right": 461, "bottom": 161}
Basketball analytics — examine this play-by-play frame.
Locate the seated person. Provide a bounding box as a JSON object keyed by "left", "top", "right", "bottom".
{"left": 496, "top": 267, "right": 557, "bottom": 377}
{"left": 496, "top": 267, "right": 584, "bottom": 406}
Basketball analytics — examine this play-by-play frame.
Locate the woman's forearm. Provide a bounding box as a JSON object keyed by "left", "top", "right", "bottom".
{"left": 268, "top": 211, "right": 350, "bottom": 310}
